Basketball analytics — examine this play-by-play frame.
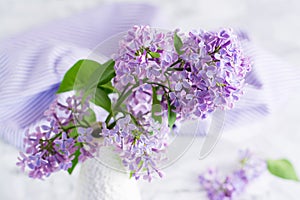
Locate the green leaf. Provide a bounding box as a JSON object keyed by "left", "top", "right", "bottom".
{"left": 267, "top": 159, "right": 299, "bottom": 181}
{"left": 152, "top": 87, "right": 162, "bottom": 123}
{"left": 167, "top": 95, "right": 176, "bottom": 128}
{"left": 87, "top": 59, "right": 115, "bottom": 90}
{"left": 68, "top": 148, "right": 81, "bottom": 174}
{"left": 57, "top": 59, "right": 101, "bottom": 93}
{"left": 98, "top": 81, "right": 115, "bottom": 94}
{"left": 149, "top": 51, "right": 160, "bottom": 58}
{"left": 90, "top": 87, "right": 112, "bottom": 113}
{"left": 174, "top": 32, "right": 184, "bottom": 55}
{"left": 74, "top": 142, "right": 82, "bottom": 147}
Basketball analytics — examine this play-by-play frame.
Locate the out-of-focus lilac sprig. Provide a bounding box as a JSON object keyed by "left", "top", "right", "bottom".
{"left": 199, "top": 149, "right": 266, "bottom": 200}
{"left": 16, "top": 94, "right": 98, "bottom": 179}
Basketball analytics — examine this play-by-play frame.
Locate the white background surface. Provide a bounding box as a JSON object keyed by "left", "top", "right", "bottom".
{"left": 0, "top": 0, "right": 300, "bottom": 199}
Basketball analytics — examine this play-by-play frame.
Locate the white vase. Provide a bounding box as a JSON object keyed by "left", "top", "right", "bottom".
{"left": 77, "top": 146, "right": 141, "bottom": 200}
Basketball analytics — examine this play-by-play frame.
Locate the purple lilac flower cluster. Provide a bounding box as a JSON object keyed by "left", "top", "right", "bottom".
{"left": 113, "top": 25, "right": 178, "bottom": 91}
{"left": 101, "top": 115, "right": 169, "bottom": 181}
{"left": 109, "top": 27, "right": 178, "bottom": 180}
{"left": 17, "top": 26, "right": 251, "bottom": 181}
{"left": 199, "top": 149, "right": 267, "bottom": 200}
{"left": 105, "top": 26, "right": 252, "bottom": 180}
{"left": 114, "top": 26, "right": 251, "bottom": 122}
{"left": 16, "top": 95, "right": 98, "bottom": 179}
{"left": 171, "top": 29, "right": 251, "bottom": 119}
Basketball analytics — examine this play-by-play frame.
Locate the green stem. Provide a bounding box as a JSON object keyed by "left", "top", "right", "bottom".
{"left": 104, "top": 83, "right": 140, "bottom": 128}
{"left": 40, "top": 132, "right": 62, "bottom": 153}
{"left": 167, "top": 68, "right": 184, "bottom": 71}
{"left": 113, "top": 84, "right": 139, "bottom": 110}
{"left": 146, "top": 81, "right": 171, "bottom": 91}
{"left": 105, "top": 112, "right": 113, "bottom": 124}
{"left": 208, "top": 45, "right": 221, "bottom": 56}
{"left": 169, "top": 58, "right": 183, "bottom": 68}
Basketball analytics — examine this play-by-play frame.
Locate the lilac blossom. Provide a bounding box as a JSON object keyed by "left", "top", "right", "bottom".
{"left": 170, "top": 28, "right": 251, "bottom": 120}
{"left": 100, "top": 115, "right": 169, "bottom": 181}
{"left": 113, "top": 26, "right": 251, "bottom": 124}
{"left": 17, "top": 26, "right": 252, "bottom": 182}
{"left": 16, "top": 94, "right": 97, "bottom": 179}
{"left": 199, "top": 149, "right": 266, "bottom": 200}
{"left": 113, "top": 25, "right": 178, "bottom": 91}
{"left": 126, "top": 84, "right": 153, "bottom": 119}
{"left": 107, "top": 26, "right": 251, "bottom": 181}
{"left": 77, "top": 127, "right": 94, "bottom": 143}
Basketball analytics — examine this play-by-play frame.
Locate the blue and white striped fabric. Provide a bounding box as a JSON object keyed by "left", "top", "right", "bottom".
{"left": 225, "top": 41, "right": 300, "bottom": 128}
{"left": 1, "top": 3, "right": 299, "bottom": 149}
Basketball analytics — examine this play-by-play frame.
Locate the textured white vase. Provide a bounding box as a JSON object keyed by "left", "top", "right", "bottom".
{"left": 77, "top": 147, "right": 141, "bottom": 200}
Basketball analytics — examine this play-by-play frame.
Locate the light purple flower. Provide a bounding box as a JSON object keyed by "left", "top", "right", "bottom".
{"left": 77, "top": 127, "right": 94, "bottom": 143}
{"left": 17, "top": 94, "right": 97, "bottom": 179}
{"left": 172, "top": 28, "right": 251, "bottom": 120}
{"left": 113, "top": 25, "right": 178, "bottom": 91}
{"left": 199, "top": 149, "right": 266, "bottom": 200}
{"left": 100, "top": 115, "right": 169, "bottom": 181}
